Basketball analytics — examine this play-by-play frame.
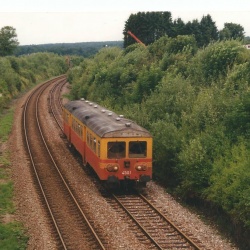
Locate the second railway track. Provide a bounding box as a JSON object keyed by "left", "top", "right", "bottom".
{"left": 22, "top": 76, "right": 106, "bottom": 249}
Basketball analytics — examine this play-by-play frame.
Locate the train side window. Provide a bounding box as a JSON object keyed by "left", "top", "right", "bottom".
{"left": 107, "top": 142, "right": 125, "bottom": 159}
{"left": 93, "top": 138, "right": 96, "bottom": 153}
{"left": 129, "top": 141, "right": 147, "bottom": 158}
{"left": 74, "top": 120, "right": 77, "bottom": 132}
{"left": 90, "top": 134, "right": 93, "bottom": 149}
{"left": 64, "top": 112, "right": 69, "bottom": 123}
{"left": 82, "top": 126, "right": 84, "bottom": 140}
{"left": 80, "top": 125, "right": 82, "bottom": 138}
{"left": 87, "top": 131, "right": 90, "bottom": 145}
{"left": 78, "top": 124, "right": 81, "bottom": 136}
{"left": 97, "top": 140, "right": 100, "bottom": 157}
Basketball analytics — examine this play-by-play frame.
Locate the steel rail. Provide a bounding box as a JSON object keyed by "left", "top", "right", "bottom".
{"left": 139, "top": 193, "right": 201, "bottom": 250}
{"left": 23, "top": 77, "right": 67, "bottom": 249}
{"left": 113, "top": 192, "right": 202, "bottom": 250}
{"left": 38, "top": 77, "right": 106, "bottom": 250}
{"left": 49, "top": 78, "right": 66, "bottom": 131}
{"left": 112, "top": 194, "right": 163, "bottom": 249}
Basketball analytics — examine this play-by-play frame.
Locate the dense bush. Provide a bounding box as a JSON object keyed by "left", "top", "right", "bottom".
{"left": 207, "top": 140, "right": 250, "bottom": 227}
{"left": 188, "top": 40, "right": 248, "bottom": 86}
{"left": 0, "top": 53, "right": 68, "bottom": 111}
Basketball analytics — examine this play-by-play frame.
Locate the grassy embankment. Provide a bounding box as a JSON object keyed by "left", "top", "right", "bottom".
{"left": 0, "top": 109, "right": 28, "bottom": 249}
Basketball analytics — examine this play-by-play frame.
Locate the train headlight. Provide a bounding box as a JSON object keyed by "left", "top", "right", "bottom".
{"left": 106, "top": 164, "right": 119, "bottom": 172}
{"left": 135, "top": 164, "right": 147, "bottom": 171}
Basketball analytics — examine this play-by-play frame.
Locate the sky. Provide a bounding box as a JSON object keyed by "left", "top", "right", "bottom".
{"left": 1, "top": 0, "right": 250, "bottom": 45}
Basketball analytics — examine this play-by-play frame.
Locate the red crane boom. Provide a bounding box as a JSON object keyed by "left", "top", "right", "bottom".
{"left": 127, "top": 30, "right": 146, "bottom": 47}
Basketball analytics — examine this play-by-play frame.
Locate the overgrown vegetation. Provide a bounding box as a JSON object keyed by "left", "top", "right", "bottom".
{"left": 0, "top": 109, "right": 13, "bottom": 142}
{"left": 0, "top": 222, "right": 28, "bottom": 250}
{"left": 68, "top": 37, "right": 250, "bottom": 249}
{"left": 0, "top": 52, "right": 69, "bottom": 111}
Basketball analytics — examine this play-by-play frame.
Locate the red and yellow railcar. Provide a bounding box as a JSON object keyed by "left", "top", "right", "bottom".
{"left": 63, "top": 99, "right": 152, "bottom": 186}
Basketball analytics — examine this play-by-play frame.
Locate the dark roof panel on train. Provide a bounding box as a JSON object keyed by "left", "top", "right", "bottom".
{"left": 64, "top": 100, "right": 152, "bottom": 138}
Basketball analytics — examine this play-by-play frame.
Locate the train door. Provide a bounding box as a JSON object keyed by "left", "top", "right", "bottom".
{"left": 67, "top": 111, "right": 72, "bottom": 146}
{"left": 63, "top": 109, "right": 71, "bottom": 143}
{"left": 82, "top": 126, "right": 87, "bottom": 166}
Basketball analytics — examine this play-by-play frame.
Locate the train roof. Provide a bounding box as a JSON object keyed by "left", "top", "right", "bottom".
{"left": 64, "top": 100, "right": 152, "bottom": 138}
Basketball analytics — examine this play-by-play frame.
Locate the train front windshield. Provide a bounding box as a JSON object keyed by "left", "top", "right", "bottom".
{"left": 108, "top": 142, "right": 126, "bottom": 159}
{"left": 129, "top": 141, "right": 147, "bottom": 158}
{"left": 107, "top": 141, "right": 147, "bottom": 159}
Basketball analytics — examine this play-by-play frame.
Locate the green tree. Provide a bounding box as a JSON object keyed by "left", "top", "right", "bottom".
{"left": 0, "top": 26, "right": 19, "bottom": 56}
{"left": 185, "top": 19, "right": 202, "bottom": 44}
{"left": 123, "top": 11, "right": 173, "bottom": 47}
{"left": 183, "top": 15, "right": 218, "bottom": 48}
{"left": 132, "top": 64, "right": 163, "bottom": 103}
{"left": 207, "top": 141, "right": 250, "bottom": 228}
{"left": 188, "top": 40, "right": 245, "bottom": 85}
{"left": 198, "top": 14, "right": 218, "bottom": 47}
{"left": 172, "top": 18, "right": 186, "bottom": 36}
{"left": 219, "top": 22, "right": 245, "bottom": 40}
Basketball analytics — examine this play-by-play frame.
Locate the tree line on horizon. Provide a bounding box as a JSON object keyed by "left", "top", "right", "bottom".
{"left": 123, "top": 11, "right": 246, "bottom": 48}
{"left": 14, "top": 41, "right": 123, "bottom": 57}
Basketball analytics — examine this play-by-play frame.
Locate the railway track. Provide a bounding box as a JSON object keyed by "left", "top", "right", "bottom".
{"left": 22, "top": 76, "right": 106, "bottom": 249}
{"left": 92, "top": 182, "right": 205, "bottom": 250}
{"left": 110, "top": 191, "right": 202, "bottom": 249}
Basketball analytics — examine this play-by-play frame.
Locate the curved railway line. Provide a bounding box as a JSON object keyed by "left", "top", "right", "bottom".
{"left": 22, "top": 76, "right": 106, "bottom": 249}
{"left": 21, "top": 75, "right": 207, "bottom": 249}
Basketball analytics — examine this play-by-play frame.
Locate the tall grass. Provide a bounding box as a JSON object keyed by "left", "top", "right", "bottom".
{"left": 0, "top": 109, "right": 13, "bottom": 143}
{"left": 0, "top": 223, "right": 28, "bottom": 250}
